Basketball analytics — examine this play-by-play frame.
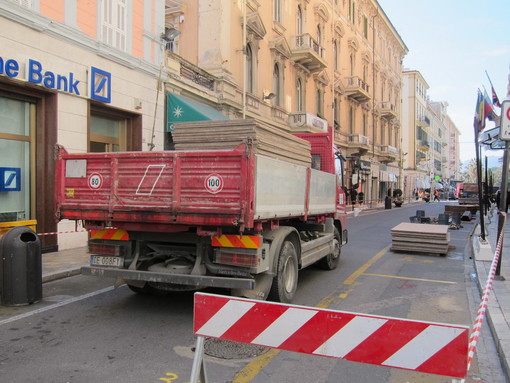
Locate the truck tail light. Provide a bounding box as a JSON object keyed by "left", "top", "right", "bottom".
{"left": 88, "top": 242, "right": 126, "bottom": 257}
{"left": 215, "top": 250, "right": 258, "bottom": 268}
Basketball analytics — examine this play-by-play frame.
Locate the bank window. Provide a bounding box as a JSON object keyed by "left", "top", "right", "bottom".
{"left": 90, "top": 115, "right": 126, "bottom": 152}
{"left": 89, "top": 104, "right": 142, "bottom": 152}
{"left": 101, "top": 0, "right": 127, "bottom": 51}
{"left": 0, "top": 96, "right": 36, "bottom": 222}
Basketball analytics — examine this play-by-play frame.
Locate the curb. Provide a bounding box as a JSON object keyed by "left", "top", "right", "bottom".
{"left": 42, "top": 267, "right": 83, "bottom": 283}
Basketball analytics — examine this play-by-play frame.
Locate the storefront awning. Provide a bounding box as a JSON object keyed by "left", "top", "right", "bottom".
{"left": 166, "top": 93, "right": 228, "bottom": 131}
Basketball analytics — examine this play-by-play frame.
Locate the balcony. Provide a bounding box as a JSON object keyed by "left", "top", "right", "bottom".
{"left": 380, "top": 145, "right": 398, "bottom": 156}
{"left": 379, "top": 145, "right": 398, "bottom": 163}
{"left": 417, "top": 139, "right": 430, "bottom": 151}
{"left": 380, "top": 102, "right": 397, "bottom": 120}
{"left": 289, "top": 112, "right": 328, "bottom": 133}
{"left": 417, "top": 115, "right": 430, "bottom": 127}
{"left": 290, "top": 34, "right": 327, "bottom": 73}
{"left": 349, "top": 134, "right": 370, "bottom": 154}
{"left": 345, "top": 76, "right": 371, "bottom": 102}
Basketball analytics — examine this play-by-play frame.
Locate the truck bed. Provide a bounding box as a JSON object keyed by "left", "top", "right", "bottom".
{"left": 55, "top": 144, "right": 336, "bottom": 231}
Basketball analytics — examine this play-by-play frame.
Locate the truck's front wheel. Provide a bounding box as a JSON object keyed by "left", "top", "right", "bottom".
{"left": 269, "top": 240, "right": 298, "bottom": 303}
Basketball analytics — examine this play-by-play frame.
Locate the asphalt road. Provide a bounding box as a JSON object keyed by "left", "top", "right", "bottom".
{"left": 0, "top": 201, "right": 506, "bottom": 383}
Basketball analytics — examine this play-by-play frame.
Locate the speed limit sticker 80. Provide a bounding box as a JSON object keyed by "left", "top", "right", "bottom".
{"left": 88, "top": 173, "right": 103, "bottom": 190}
{"left": 204, "top": 174, "right": 223, "bottom": 194}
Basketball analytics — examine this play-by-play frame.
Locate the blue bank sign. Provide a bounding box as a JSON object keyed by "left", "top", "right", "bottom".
{"left": 0, "top": 56, "right": 111, "bottom": 103}
{"left": 0, "top": 167, "right": 21, "bottom": 192}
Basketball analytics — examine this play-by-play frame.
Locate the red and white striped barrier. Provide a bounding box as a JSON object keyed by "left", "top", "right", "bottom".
{"left": 191, "top": 293, "right": 469, "bottom": 381}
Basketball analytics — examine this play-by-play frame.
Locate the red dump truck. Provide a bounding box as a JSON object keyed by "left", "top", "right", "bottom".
{"left": 55, "top": 128, "right": 347, "bottom": 303}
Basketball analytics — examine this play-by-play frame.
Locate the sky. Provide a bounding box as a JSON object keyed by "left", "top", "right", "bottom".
{"left": 377, "top": 0, "right": 510, "bottom": 164}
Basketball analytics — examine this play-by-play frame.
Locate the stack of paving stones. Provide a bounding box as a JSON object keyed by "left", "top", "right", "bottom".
{"left": 390, "top": 222, "right": 450, "bottom": 256}
{"left": 172, "top": 119, "right": 311, "bottom": 167}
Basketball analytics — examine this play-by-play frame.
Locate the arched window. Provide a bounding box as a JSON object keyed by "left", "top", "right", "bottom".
{"left": 246, "top": 44, "right": 253, "bottom": 93}
{"left": 317, "top": 25, "right": 322, "bottom": 46}
{"left": 296, "top": 78, "right": 304, "bottom": 111}
{"left": 297, "top": 6, "right": 303, "bottom": 35}
{"left": 273, "top": 63, "right": 281, "bottom": 106}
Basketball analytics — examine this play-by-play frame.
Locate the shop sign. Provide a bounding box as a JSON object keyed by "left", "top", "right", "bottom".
{"left": 0, "top": 56, "right": 111, "bottom": 103}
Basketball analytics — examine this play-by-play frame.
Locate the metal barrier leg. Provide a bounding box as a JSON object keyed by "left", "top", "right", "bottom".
{"left": 190, "top": 336, "right": 208, "bottom": 383}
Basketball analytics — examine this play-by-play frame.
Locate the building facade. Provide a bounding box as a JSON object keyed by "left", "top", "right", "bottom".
{"left": 164, "top": 0, "right": 408, "bottom": 205}
{"left": 401, "top": 70, "right": 460, "bottom": 200}
{"left": 0, "top": 0, "right": 166, "bottom": 251}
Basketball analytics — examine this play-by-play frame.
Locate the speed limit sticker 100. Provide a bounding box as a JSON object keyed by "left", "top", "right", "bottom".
{"left": 204, "top": 174, "right": 223, "bottom": 194}
{"left": 88, "top": 173, "right": 103, "bottom": 189}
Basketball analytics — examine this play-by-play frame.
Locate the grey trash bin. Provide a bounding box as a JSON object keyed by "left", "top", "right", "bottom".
{"left": 385, "top": 196, "right": 392, "bottom": 209}
{"left": 0, "top": 226, "right": 42, "bottom": 306}
{"left": 438, "top": 213, "right": 450, "bottom": 225}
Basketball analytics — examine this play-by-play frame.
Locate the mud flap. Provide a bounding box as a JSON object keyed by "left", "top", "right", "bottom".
{"left": 231, "top": 272, "right": 274, "bottom": 300}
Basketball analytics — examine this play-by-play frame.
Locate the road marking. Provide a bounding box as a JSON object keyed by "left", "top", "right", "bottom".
{"left": 343, "top": 246, "right": 390, "bottom": 285}
{"left": 362, "top": 273, "right": 457, "bottom": 284}
{"left": 0, "top": 286, "right": 115, "bottom": 326}
{"left": 232, "top": 246, "right": 391, "bottom": 383}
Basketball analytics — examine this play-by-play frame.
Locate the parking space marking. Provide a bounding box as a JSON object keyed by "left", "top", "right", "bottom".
{"left": 362, "top": 273, "right": 457, "bottom": 284}
{"left": 343, "top": 246, "right": 390, "bottom": 285}
{"left": 0, "top": 286, "right": 115, "bottom": 327}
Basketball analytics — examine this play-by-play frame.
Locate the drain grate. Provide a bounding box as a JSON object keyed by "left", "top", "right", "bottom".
{"left": 204, "top": 338, "right": 268, "bottom": 359}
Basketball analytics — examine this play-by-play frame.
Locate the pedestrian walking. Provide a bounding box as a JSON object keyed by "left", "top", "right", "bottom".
{"left": 433, "top": 189, "right": 440, "bottom": 202}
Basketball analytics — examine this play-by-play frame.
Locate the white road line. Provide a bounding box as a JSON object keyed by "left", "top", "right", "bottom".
{"left": 0, "top": 286, "right": 115, "bottom": 326}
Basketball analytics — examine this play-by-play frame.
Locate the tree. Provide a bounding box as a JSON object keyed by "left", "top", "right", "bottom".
{"left": 460, "top": 159, "right": 478, "bottom": 183}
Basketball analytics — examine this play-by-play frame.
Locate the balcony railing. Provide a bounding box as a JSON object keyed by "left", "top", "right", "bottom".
{"left": 166, "top": 51, "right": 216, "bottom": 91}
{"left": 349, "top": 134, "right": 370, "bottom": 146}
{"left": 380, "top": 145, "right": 398, "bottom": 155}
{"left": 290, "top": 34, "right": 327, "bottom": 73}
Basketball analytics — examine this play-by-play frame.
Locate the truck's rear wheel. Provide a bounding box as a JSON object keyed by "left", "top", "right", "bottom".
{"left": 319, "top": 228, "right": 341, "bottom": 270}
{"left": 268, "top": 240, "right": 298, "bottom": 303}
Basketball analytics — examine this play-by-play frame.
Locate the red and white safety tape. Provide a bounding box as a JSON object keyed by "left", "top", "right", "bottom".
{"left": 466, "top": 211, "right": 506, "bottom": 373}
{"left": 37, "top": 229, "right": 88, "bottom": 236}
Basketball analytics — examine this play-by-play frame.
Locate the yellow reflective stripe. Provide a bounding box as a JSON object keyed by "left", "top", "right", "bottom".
{"left": 212, "top": 235, "right": 261, "bottom": 249}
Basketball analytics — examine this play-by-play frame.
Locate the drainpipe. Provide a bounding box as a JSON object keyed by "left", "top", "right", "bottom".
{"left": 242, "top": 0, "right": 247, "bottom": 119}
{"left": 371, "top": 7, "right": 379, "bottom": 202}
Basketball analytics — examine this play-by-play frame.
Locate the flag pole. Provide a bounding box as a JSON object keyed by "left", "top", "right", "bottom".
{"left": 485, "top": 70, "right": 495, "bottom": 88}
{"left": 476, "top": 135, "right": 486, "bottom": 241}
{"left": 474, "top": 90, "right": 486, "bottom": 241}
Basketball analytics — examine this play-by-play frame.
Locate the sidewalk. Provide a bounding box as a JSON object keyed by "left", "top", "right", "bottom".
{"left": 42, "top": 246, "right": 89, "bottom": 283}
{"left": 471, "top": 210, "right": 510, "bottom": 379}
